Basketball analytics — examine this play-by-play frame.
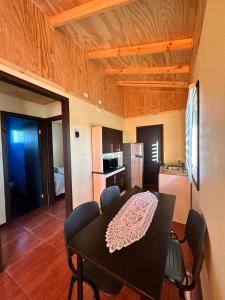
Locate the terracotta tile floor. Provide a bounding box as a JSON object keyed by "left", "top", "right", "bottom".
{"left": 0, "top": 200, "right": 201, "bottom": 300}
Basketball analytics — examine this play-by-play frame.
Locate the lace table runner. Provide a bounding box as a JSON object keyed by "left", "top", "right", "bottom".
{"left": 106, "top": 191, "right": 158, "bottom": 253}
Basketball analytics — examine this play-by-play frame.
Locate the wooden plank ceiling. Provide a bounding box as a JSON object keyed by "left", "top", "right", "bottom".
{"left": 30, "top": 0, "right": 202, "bottom": 116}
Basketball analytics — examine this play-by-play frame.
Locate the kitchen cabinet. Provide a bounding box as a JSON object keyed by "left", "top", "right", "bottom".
{"left": 92, "top": 126, "right": 123, "bottom": 173}
{"left": 93, "top": 168, "right": 126, "bottom": 204}
{"left": 102, "top": 127, "right": 123, "bottom": 154}
{"left": 106, "top": 171, "right": 126, "bottom": 193}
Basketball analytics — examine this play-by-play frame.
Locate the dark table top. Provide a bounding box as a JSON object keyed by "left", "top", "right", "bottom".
{"left": 68, "top": 188, "right": 175, "bottom": 300}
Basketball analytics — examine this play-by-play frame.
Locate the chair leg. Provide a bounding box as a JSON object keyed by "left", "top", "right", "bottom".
{"left": 85, "top": 279, "right": 100, "bottom": 300}
{"left": 179, "top": 288, "right": 185, "bottom": 300}
{"left": 68, "top": 276, "right": 76, "bottom": 300}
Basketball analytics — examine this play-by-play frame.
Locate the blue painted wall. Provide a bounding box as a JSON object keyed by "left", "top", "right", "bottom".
{"left": 6, "top": 117, "right": 39, "bottom": 196}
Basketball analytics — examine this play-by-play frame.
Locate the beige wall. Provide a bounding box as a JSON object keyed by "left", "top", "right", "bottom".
{"left": 69, "top": 97, "right": 124, "bottom": 208}
{"left": 124, "top": 111, "right": 186, "bottom": 163}
{"left": 52, "top": 122, "right": 64, "bottom": 167}
{"left": 191, "top": 0, "right": 225, "bottom": 299}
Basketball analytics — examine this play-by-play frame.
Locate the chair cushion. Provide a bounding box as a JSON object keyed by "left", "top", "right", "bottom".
{"left": 165, "top": 239, "right": 186, "bottom": 285}
{"left": 83, "top": 260, "right": 123, "bottom": 295}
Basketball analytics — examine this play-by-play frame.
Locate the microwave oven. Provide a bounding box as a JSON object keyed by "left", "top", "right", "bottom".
{"left": 103, "top": 158, "right": 118, "bottom": 173}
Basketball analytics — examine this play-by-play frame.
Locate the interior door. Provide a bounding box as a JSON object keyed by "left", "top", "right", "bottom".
{"left": 23, "top": 122, "right": 42, "bottom": 209}
{"left": 137, "top": 125, "right": 163, "bottom": 189}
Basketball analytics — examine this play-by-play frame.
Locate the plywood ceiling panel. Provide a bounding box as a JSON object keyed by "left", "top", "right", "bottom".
{"left": 32, "top": 0, "right": 197, "bottom": 50}
{"left": 31, "top": 0, "right": 198, "bottom": 83}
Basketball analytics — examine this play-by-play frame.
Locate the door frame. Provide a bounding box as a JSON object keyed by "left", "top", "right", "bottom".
{"left": 46, "top": 115, "right": 64, "bottom": 206}
{"left": 136, "top": 124, "right": 164, "bottom": 187}
{"left": 0, "top": 70, "right": 73, "bottom": 222}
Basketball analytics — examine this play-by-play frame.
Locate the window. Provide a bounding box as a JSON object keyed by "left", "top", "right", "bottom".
{"left": 186, "top": 81, "right": 200, "bottom": 190}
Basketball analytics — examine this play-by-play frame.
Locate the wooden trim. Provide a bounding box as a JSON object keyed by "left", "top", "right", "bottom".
{"left": 61, "top": 100, "right": 73, "bottom": 215}
{"left": 50, "top": 0, "right": 136, "bottom": 28}
{"left": 47, "top": 115, "right": 62, "bottom": 121}
{"left": 0, "top": 112, "right": 11, "bottom": 222}
{"left": 105, "top": 65, "right": 190, "bottom": 75}
{"left": 86, "top": 38, "right": 194, "bottom": 59}
{"left": 0, "top": 71, "right": 68, "bottom": 102}
{"left": 0, "top": 71, "right": 73, "bottom": 220}
{"left": 45, "top": 115, "right": 64, "bottom": 207}
{"left": 116, "top": 81, "right": 189, "bottom": 88}
{"left": 0, "top": 231, "right": 2, "bottom": 272}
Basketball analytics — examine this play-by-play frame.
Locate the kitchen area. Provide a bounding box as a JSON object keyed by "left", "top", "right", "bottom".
{"left": 92, "top": 125, "right": 190, "bottom": 225}
{"left": 92, "top": 126, "right": 144, "bottom": 203}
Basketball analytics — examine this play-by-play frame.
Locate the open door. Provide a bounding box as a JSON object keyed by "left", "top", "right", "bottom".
{"left": 23, "top": 122, "right": 42, "bottom": 210}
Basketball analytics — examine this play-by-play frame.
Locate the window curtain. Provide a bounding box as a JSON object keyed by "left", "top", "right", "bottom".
{"left": 186, "top": 85, "right": 196, "bottom": 182}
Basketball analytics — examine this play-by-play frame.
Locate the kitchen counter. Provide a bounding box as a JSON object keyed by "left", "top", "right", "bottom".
{"left": 160, "top": 170, "right": 187, "bottom": 176}
{"left": 92, "top": 166, "right": 125, "bottom": 177}
{"left": 159, "top": 172, "right": 190, "bottom": 224}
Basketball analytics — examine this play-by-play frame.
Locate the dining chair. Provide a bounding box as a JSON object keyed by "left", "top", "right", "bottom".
{"left": 165, "top": 209, "right": 207, "bottom": 299}
{"left": 64, "top": 201, "right": 122, "bottom": 300}
{"left": 100, "top": 185, "right": 120, "bottom": 213}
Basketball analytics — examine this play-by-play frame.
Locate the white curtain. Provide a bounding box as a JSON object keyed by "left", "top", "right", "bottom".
{"left": 186, "top": 85, "right": 196, "bottom": 182}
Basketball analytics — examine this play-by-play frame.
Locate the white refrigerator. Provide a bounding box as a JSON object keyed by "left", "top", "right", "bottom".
{"left": 123, "top": 143, "right": 144, "bottom": 189}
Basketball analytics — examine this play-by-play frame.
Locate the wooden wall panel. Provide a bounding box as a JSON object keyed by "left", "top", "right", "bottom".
{"left": 0, "top": 0, "right": 124, "bottom": 116}
{"left": 124, "top": 89, "right": 188, "bottom": 118}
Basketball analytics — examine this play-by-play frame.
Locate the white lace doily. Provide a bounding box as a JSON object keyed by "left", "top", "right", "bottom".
{"left": 105, "top": 191, "right": 158, "bottom": 253}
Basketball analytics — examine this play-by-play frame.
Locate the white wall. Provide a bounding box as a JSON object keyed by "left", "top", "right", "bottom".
{"left": 124, "top": 111, "right": 186, "bottom": 163}
{"left": 52, "top": 122, "right": 64, "bottom": 167}
{"left": 191, "top": 0, "right": 225, "bottom": 299}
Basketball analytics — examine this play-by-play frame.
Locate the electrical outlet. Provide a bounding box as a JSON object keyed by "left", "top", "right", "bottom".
{"left": 84, "top": 92, "right": 89, "bottom": 98}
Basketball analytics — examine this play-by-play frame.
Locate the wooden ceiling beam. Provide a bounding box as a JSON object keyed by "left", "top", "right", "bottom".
{"left": 50, "top": 0, "right": 136, "bottom": 28}
{"left": 105, "top": 65, "right": 190, "bottom": 75}
{"left": 86, "top": 38, "right": 194, "bottom": 59}
{"left": 116, "top": 81, "right": 189, "bottom": 88}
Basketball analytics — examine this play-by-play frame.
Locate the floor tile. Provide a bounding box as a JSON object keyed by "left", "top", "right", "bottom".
{"left": 0, "top": 272, "right": 30, "bottom": 300}
{"left": 31, "top": 216, "right": 64, "bottom": 241}
{"left": 2, "top": 230, "right": 44, "bottom": 266}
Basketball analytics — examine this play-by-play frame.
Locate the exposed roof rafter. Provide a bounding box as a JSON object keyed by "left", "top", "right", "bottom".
{"left": 105, "top": 65, "right": 190, "bottom": 75}
{"left": 116, "top": 80, "right": 189, "bottom": 88}
{"left": 86, "top": 38, "right": 194, "bottom": 60}
{"left": 50, "top": 0, "right": 137, "bottom": 28}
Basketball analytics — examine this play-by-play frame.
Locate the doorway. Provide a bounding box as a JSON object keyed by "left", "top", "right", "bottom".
{"left": 4, "top": 115, "right": 42, "bottom": 219}
{"left": 137, "top": 125, "right": 164, "bottom": 190}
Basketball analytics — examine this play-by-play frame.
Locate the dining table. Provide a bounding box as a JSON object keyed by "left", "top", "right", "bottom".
{"left": 68, "top": 187, "right": 175, "bottom": 300}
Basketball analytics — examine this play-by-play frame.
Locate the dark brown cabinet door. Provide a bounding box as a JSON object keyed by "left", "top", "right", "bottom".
{"left": 102, "top": 127, "right": 114, "bottom": 153}
{"left": 105, "top": 171, "right": 126, "bottom": 192}
{"left": 113, "top": 130, "right": 123, "bottom": 152}
{"left": 116, "top": 171, "right": 126, "bottom": 192}
{"left": 102, "top": 127, "right": 123, "bottom": 153}
{"left": 106, "top": 174, "right": 116, "bottom": 187}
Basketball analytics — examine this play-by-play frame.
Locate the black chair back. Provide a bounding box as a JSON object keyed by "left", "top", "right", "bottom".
{"left": 185, "top": 209, "right": 207, "bottom": 285}
{"left": 64, "top": 201, "right": 100, "bottom": 256}
{"left": 100, "top": 186, "right": 120, "bottom": 213}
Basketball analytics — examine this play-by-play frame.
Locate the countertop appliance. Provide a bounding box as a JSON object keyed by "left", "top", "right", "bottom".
{"left": 103, "top": 157, "right": 118, "bottom": 173}
{"left": 123, "top": 143, "right": 144, "bottom": 189}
